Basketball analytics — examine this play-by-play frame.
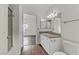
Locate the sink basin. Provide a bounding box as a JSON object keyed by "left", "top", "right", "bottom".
{"left": 42, "top": 33, "right": 61, "bottom": 38}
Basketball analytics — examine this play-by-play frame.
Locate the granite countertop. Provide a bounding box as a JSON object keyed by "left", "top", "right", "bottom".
{"left": 41, "top": 32, "right": 61, "bottom": 38}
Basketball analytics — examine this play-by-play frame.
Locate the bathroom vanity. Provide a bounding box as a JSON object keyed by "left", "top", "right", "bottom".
{"left": 39, "top": 9, "right": 62, "bottom": 55}
{"left": 40, "top": 32, "right": 62, "bottom": 55}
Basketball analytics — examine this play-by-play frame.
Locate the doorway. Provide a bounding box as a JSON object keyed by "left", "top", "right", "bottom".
{"left": 23, "top": 14, "right": 37, "bottom": 46}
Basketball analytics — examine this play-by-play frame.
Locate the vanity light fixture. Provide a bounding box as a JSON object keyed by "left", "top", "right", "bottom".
{"left": 47, "top": 10, "right": 61, "bottom": 19}
{"left": 41, "top": 18, "right": 46, "bottom": 22}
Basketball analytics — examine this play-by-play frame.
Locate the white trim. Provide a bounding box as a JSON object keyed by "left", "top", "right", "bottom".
{"left": 8, "top": 4, "right": 13, "bottom": 10}
{"left": 8, "top": 4, "right": 14, "bottom": 52}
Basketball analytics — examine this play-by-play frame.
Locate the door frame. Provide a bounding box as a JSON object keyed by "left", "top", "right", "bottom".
{"left": 22, "top": 13, "right": 37, "bottom": 46}
{"left": 8, "top": 5, "right": 14, "bottom": 52}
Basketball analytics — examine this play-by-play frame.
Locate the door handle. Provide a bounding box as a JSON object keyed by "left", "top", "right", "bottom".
{"left": 7, "top": 36, "right": 11, "bottom": 39}
{"left": 51, "top": 40, "right": 56, "bottom": 42}
{"left": 53, "top": 40, "right": 56, "bottom": 42}
{"left": 7, "top": 36, "right": 9, "bottom": 39}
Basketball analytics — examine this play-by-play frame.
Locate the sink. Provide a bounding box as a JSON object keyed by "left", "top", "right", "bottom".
{"left": 42, "top": 33, "right": 61, "bottom": 38}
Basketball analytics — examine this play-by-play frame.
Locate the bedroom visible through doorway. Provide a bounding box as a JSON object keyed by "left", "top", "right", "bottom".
{"left": 23, "top": 14, "right": 37, "bottom": 46}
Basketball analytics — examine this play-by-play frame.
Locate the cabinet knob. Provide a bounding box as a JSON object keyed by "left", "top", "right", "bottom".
{"left": 53, "top": 40, "right": 56, "bottom": 42}
{"left": 51, "top": 40, "right": 56, "bottom": 42}
{"left": 7, "top": 36, "right": 8, "bottom": 39}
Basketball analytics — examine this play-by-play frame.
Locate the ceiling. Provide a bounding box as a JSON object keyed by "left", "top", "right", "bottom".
{"left": 21, "top": 4, "right": 54, "bottom": 18}
{"left": 21, "top": 4, "right": 78, "bottom": 19}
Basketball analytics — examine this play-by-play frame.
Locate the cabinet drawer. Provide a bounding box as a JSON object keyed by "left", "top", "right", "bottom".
{"left": 40, "top": 35, "right": 50, "bottom": 54}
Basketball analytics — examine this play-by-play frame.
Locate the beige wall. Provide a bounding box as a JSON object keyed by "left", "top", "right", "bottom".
{"left": 0, "top": 4, "right": 8, "bottom": 54}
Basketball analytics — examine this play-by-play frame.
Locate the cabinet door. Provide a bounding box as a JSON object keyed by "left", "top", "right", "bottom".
{"left": 44, "top": 37, "right": 50, "bottom": 54}
{"left": 49, "top": 38, "right": 61, "bottom": 54}
{"left": 40, "top": 35, "right": 50, "bottom": 54}
{"left": 40, "top": 35, "right": 44, "bottom": 46}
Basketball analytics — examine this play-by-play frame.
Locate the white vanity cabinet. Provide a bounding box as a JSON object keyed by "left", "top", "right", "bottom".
{"left": 40, "top": 35, "right": 50, "bottom": 54}
{"left": 40, "top": 34, "right": 61, "bottom": 55}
